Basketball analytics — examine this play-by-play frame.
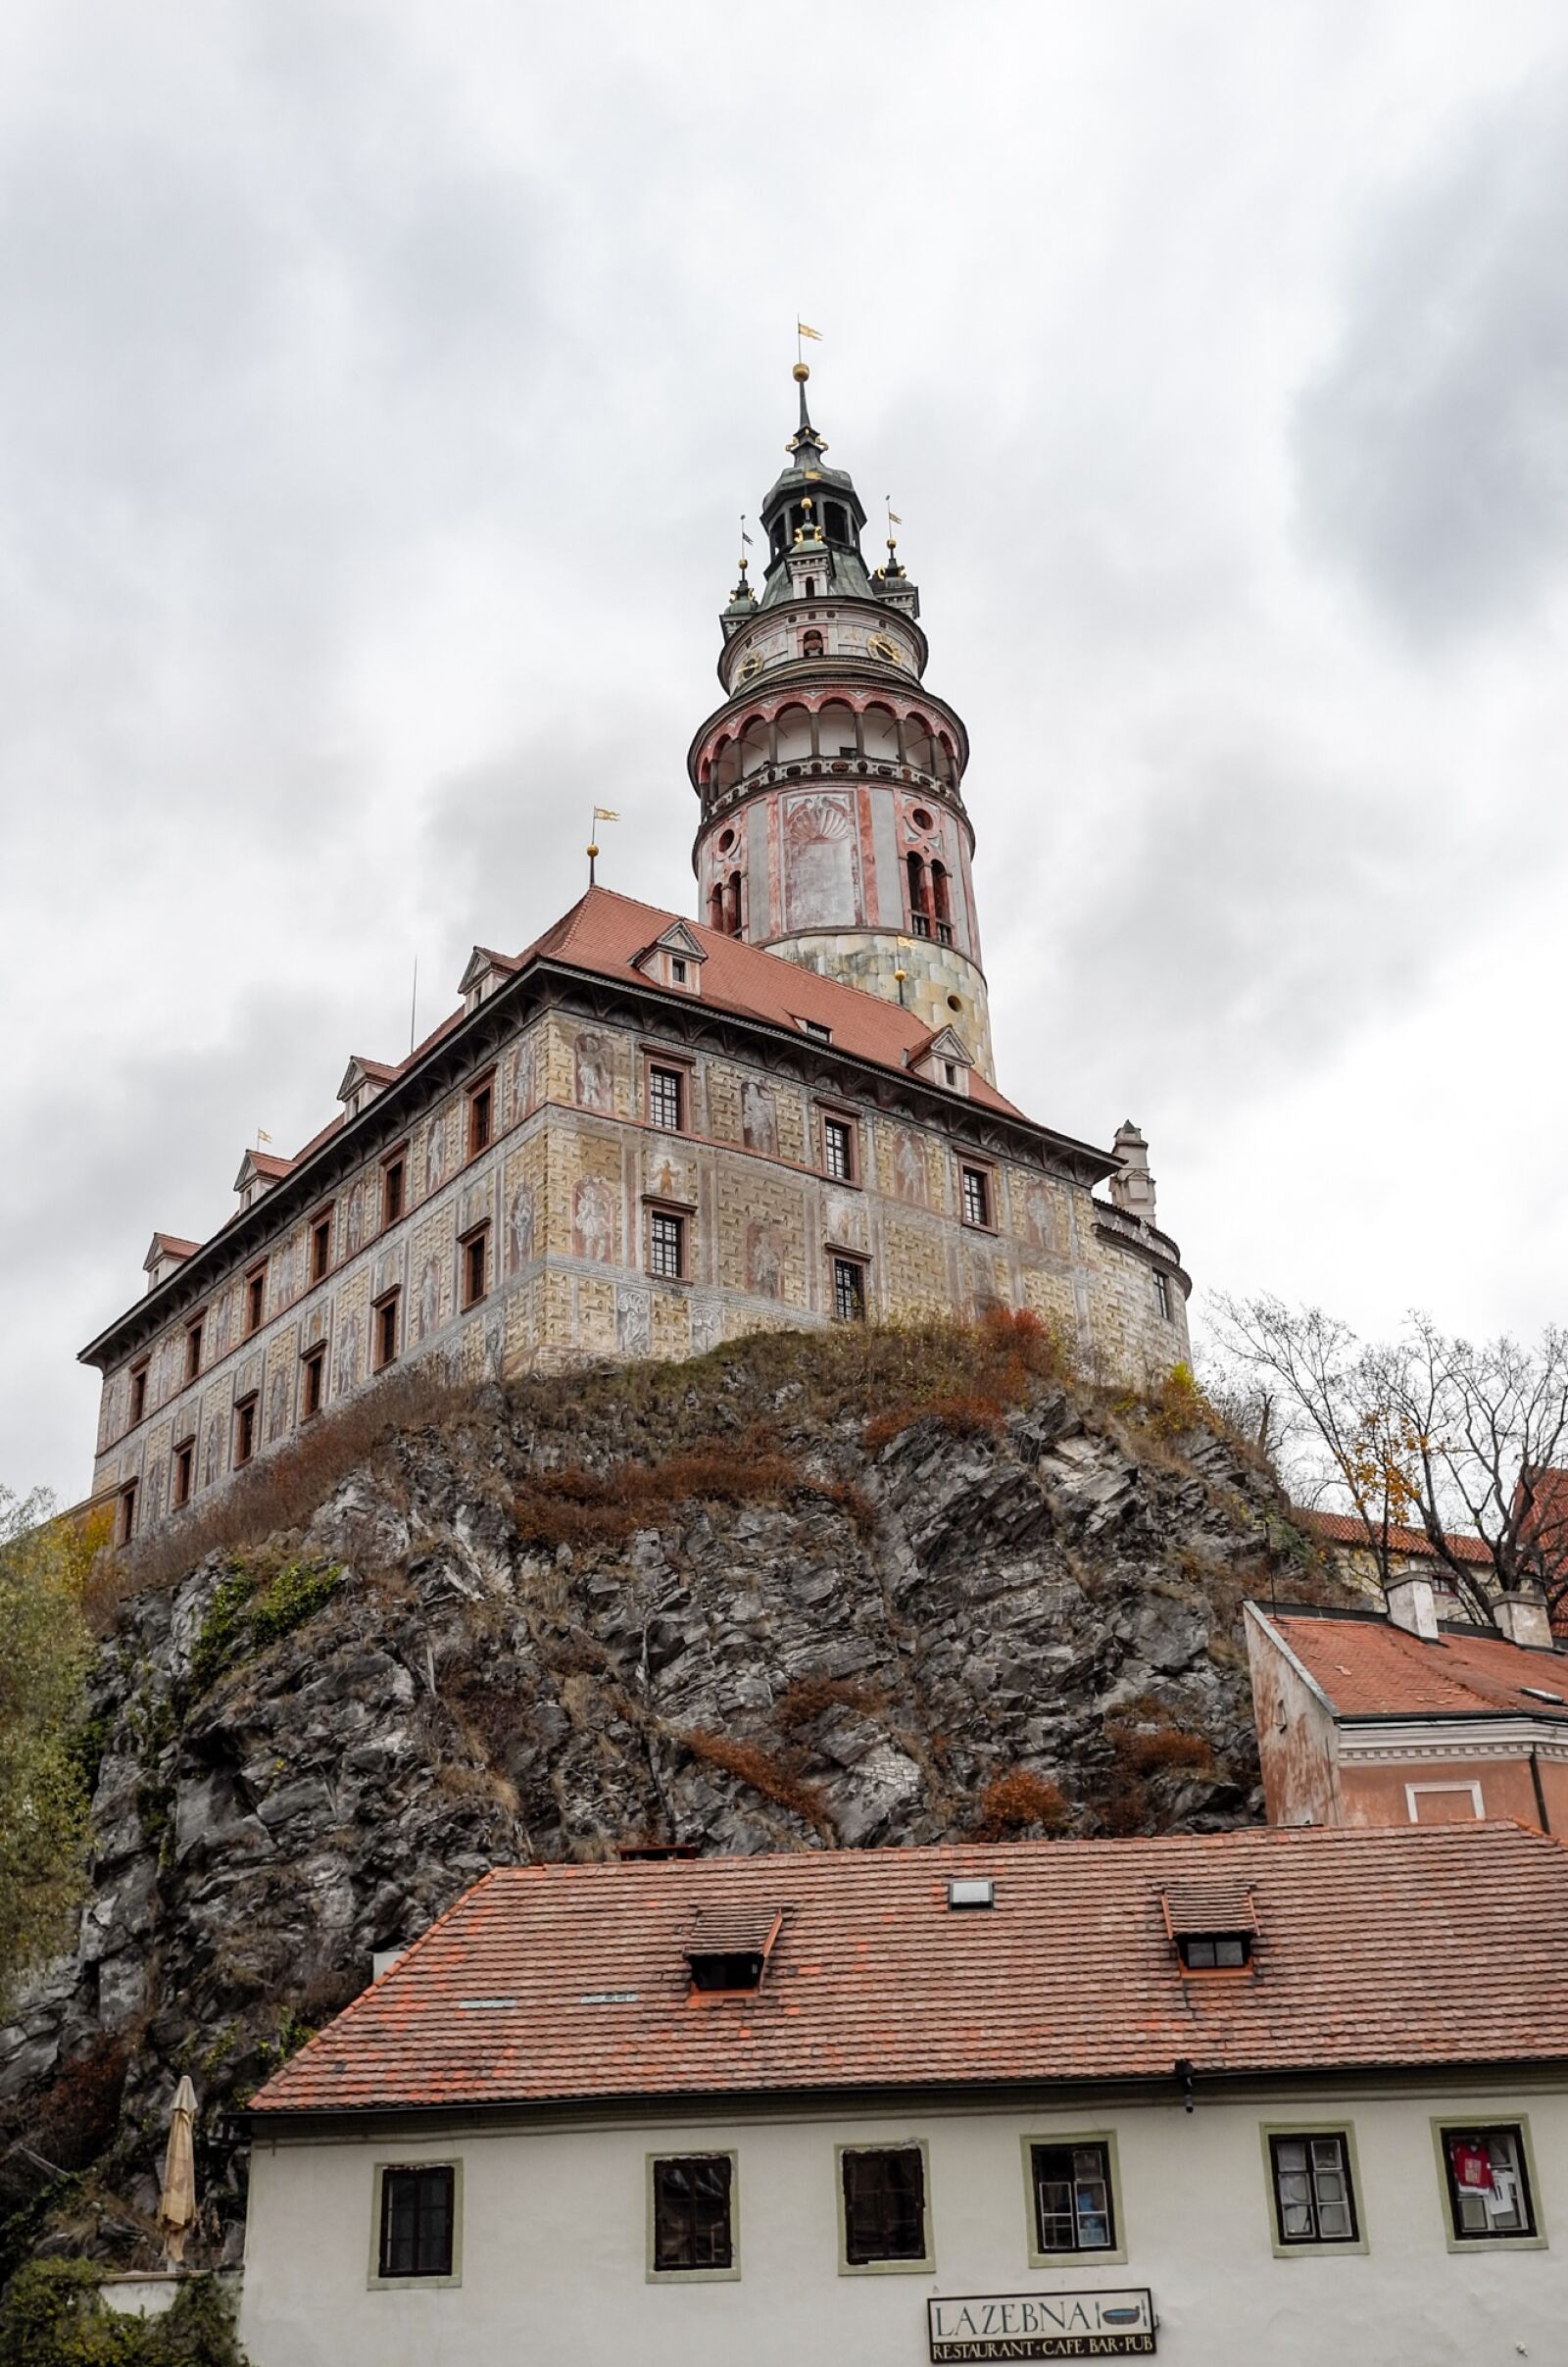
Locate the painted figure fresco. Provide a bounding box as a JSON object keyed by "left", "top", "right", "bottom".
{"left": 345, "top": 1182, "right": 365, "bottom": 1256}
{"left": 337, "top": 1312, "right": 362, "bottom": 1395}
{"left": 746, "top": 1217, "right": 785, "bottom": 1300}
{"left": 894, "top": 1128, "right": 925, "bottom": 1205}
{"left": 573, "top": 1176, "right": 616, "bottom": 1263}
{"left": 203, "top": 1412, "right": 223, "bottom": 1490}
{"left": 507, "top": 1183, "right": 535, "bottom": 1274}
{"left": 416, "top": 1257, "right": 441, "bottom": 1342}
{"left": 1025, "top": 1184, "right": 1059, "bottom": 1253}
{"left": 267, "top": 1363, "right": 290, "bottom": 1443}
{"left": 741, "top": 1078, "right": 778, "bottom": 1159}
{"left": 615, "top": 1286, "right": 651, "bottom": 1356}
{"left": 426, "top": 1114, "right": 447, "bottom": 1196}
{"left": 509, "top": 1036, "right": 535, "bottom": 1125}
{"left": 575, "top": 1032, "right": 612, "bottom": 1112}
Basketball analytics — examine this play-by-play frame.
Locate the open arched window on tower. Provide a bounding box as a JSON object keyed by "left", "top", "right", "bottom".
{"left": 825, "top": 502, "right": 850, "bottom": 544}
{"left": 709, "top": 884, "right": 726, "bottom": 933}
{"left": 802, "top": 628, "right": 824, "bottom": 659}
{"left": 931, "top": 861, "right": 953, "bottom": 945}
{"left": 906, "top": 851, "right": 931, "bottom": 938}
{"left": 725, "top": 873, "right": 743, "bottom": 936}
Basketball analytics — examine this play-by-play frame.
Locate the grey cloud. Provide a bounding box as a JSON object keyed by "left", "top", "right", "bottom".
{"left": 1295, "top": 77, "right": 1568, "bottom": 640}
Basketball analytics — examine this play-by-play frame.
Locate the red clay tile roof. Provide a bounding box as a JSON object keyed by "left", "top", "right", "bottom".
{"left": 1295, "top": 1506, "right": 1494, "bottom": 1565}
{"left": 248, "top": 1826, "right": 1568, "bottom": 2117}
{"left": 145, "top": 1234, "right": 200, "bottom": 1262}
{"left": 244, "top": 1150, "right": 297, "bottom": 1181}
{"left": 524, "top": 888, "right": 1028, "bottom": 1116}
{"left": 1267, "top": 1608, "right": 1568, "bottom": 1718}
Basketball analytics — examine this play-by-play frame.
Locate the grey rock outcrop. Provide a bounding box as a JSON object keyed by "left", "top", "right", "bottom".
{"left": 0, "top": 1341, "right": 1340, "bottom": 2268}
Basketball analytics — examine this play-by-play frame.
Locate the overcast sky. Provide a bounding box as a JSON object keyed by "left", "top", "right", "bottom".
{"left": 4, "top": 0, "right": 1567, "bottom": 1501}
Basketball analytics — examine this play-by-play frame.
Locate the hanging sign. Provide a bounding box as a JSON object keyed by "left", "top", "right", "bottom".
{"left": 928, "top": 2289, "right": 1156, "bottom": 2360}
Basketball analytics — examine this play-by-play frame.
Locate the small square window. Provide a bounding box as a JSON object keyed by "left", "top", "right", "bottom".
{"left": 311, "top": 1213, "right": 333, "bottom": 1285}
{"left": 129, "top": 1361, "right": 149, "bottom": 1426}
{"left": 377, "top": 2164, "right": 456, "bottom": 2281}
{"left": 1269, "top": 2134, "right": 1358, "bottom": 2246}
{"left": 462, "top": 1227, "right": 490, "bottom": 1309}
{"left": 383, "top": 1155, "right": 406, "bottom": 1227}
{"left": 233, "top": 1395, "right": 258, "bottom": 1469}
{"left": 374, "top": 1291, "right": 401, "bottom": 1371}
{"left": 671, "top": 957, "right": 688, "bottom": 985}
{"left": 1180, "top": 1933, "right": 1250, "bottom": 1969}
{"left": 245, "top": 1264, "right": 267, "bottom": 1336}
{"left": 172, "top": 1439, "right": 195, "bottom": 1508}
{"left": 822, "top": 1115, "right": 855, "bottom": 1182}
{"left": 468, "top": 1079, "right": 494, "bottom": 1159}
{"left": 841, "top": 2146, "right": 929, "bottom": 2266}
{"left": 832, "top": 1257, "right": 866, "bottom": 1324}
{"left": 650, "top": 1209, "right": 685, "bottom": 1281}
{"left": 651, "top": 2155, "right": 734, "bottom": 2275}
{"left": 649, "top": 1065, "right": 684, "bottom": 1133}
{"left": 301, "top": 1346, "right": 326, "bottom": 1421}
{"left": 1032, "top": 2142, "right": 1116, "bottom": 2256}
{"left": 1441, "top": 2125, "right": 1536, "bottom": 2241}
{"left": 184, "top": 1317, "right": 205, "bottom": 1385}
{"left": 961, "top": 1166, "right": 991, "bottom": 1228}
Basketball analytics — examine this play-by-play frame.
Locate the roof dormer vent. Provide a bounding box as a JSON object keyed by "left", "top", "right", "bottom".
{"left": 683, "top": 1905, "right": 785, "bottom": 1995}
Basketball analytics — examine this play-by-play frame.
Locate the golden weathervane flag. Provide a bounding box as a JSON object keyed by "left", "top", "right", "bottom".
{"left": 593, "top": 806, "right": 619, "bottom": 823}
{"left": 797, "top": 321, "right": 823, "bottom": 341}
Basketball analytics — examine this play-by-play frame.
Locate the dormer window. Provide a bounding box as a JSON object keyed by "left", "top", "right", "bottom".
{"left": 799, "top": 1018, "right": 832, "bottom": 1044}
{"left": 683, "top": 1906, "right": 784, "bottom": 1996}
{"left": 671, "top": 957, "right": 687, "bottom": 985}
{"left": 1162, "top": 1879, "right": 1258, "bottom": 1974}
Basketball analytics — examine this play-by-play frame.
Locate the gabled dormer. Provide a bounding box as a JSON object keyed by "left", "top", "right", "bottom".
{"left": 907, "top": 1024, "right": 976, "bottom": 1097}
{"left": 233, "top": 1147, "right": 295, "bottom": 1211}
{"left": 461, "top": 946, "right": 519, "bottom": 1014}
{"left": 634, "top": 920, "right": 708, "bottom": 996}
{"left": 337, "top": 1056, "right": 398, "bottom": 1122}
{"left": 143, "top": 1232, "right": 199, "bottom": 1294}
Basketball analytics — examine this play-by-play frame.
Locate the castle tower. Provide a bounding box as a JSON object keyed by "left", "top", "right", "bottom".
{"left": 688, "top": 366, "right": 996, "bottom": 1080}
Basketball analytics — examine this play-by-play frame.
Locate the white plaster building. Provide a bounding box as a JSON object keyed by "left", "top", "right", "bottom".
{"left": 239, "top": 1826, "right": 1568, "bottom": 2366}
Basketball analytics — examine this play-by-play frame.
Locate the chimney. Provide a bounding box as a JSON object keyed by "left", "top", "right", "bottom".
{"left": 1109, "top": 1121, "right": 1157, "bottom": 1225}
{"left": 1494, "top": 1586, "right": 1554, "bottom": 1652}
{"left": 1385, "top": 1572, "right": 1440, "bottom": 1643}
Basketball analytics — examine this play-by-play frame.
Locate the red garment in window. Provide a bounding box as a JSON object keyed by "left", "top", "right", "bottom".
{"left": 1451, "top": 2141, "right": 1493, "bottom": 2191}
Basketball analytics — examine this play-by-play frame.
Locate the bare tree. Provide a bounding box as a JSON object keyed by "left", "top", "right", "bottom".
{"left": 1208, "top": 1297, "right": 1568, "bottom": 1628}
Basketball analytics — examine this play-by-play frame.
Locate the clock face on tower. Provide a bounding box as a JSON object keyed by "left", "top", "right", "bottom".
{"left": 867, "top": 631, "right": 904, "bottom": 666}
{"left": 735, "top": 651, "right": 763, "bottom": 681}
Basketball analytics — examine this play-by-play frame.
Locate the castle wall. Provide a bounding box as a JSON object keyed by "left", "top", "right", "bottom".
{"left": 91, "top": 999, "right": 1189, "bottom": 1534}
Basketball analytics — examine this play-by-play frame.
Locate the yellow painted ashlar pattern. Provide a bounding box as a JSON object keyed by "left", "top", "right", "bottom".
{"left": 90, "top": 1003, "right": 1188, "bottom": 1528}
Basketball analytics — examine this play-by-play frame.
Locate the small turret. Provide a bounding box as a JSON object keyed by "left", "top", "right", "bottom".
{"left": 1109, "top": 1121, "right": 1157, "bottom": 1225}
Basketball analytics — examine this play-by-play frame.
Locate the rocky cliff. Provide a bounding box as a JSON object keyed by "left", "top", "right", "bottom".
{"left": 0, "top": 1321, "right": 1343, "bottom": 2273}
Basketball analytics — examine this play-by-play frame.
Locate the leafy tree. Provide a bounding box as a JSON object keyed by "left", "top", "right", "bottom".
{"left": 1210, "top": 1299, "right": 1568, "bottom": 1625}
{"left": 0, "top": 2261, "right": 247, "bottom": 2366}
{"left": 0, "top": 1488, "right": 107, "bottom": 2013}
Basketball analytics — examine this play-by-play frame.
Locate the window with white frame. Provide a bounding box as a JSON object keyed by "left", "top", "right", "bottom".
{"left": 1269, "top": 2133, "right": 1358, "bottom": 2245}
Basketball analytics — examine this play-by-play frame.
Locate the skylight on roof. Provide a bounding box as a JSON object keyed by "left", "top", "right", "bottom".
{"left": 947, "top": 1878, "right": 995, "bottom": 1910}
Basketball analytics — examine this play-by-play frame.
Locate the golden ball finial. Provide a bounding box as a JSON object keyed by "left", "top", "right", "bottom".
{"left": 792, "top": 361, "right": 810, "bottom": 382}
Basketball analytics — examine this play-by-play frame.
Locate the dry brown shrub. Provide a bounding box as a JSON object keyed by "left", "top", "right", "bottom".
{"left": 679, "top": 1728, "right": 834, "bottom": 1837}
{"left": 972, "top": 1768, "right": 1070, "bottom": 1842}
{"left": 512, "top": 1431, "right": 869, "bottom": 1553}
{"left": 100, "top": 1360, "right": 476, "bottom": 1622}
{"left": 773, "top": 1671, "right": 885, "bottom": 1731}
{"left": 1109, "top": 1722, "right": 1216, "bottom": 1778}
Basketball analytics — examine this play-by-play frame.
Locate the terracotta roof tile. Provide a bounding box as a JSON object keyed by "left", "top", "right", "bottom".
{"left": 146, "top": 1234, "right": 200, "bottom": 1261}
{"left": 1295, "top": 1507, "right": 1494, "bottom": 1565}
{"left": 248, "top": 1826, "right": 1568, "bottom": 2118}
{"left": 1270, "top": 1609, "right": 1568, "bottom": 1717}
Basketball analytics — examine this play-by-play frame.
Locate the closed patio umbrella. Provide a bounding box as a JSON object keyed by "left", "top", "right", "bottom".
{"left": 158, "top": 2077, "right": 198, "bottom": 2267}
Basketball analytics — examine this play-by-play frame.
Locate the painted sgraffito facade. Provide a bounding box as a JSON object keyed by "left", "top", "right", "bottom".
{"left": 80, "top": 369, "right": 1192, "bottom": 1537}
